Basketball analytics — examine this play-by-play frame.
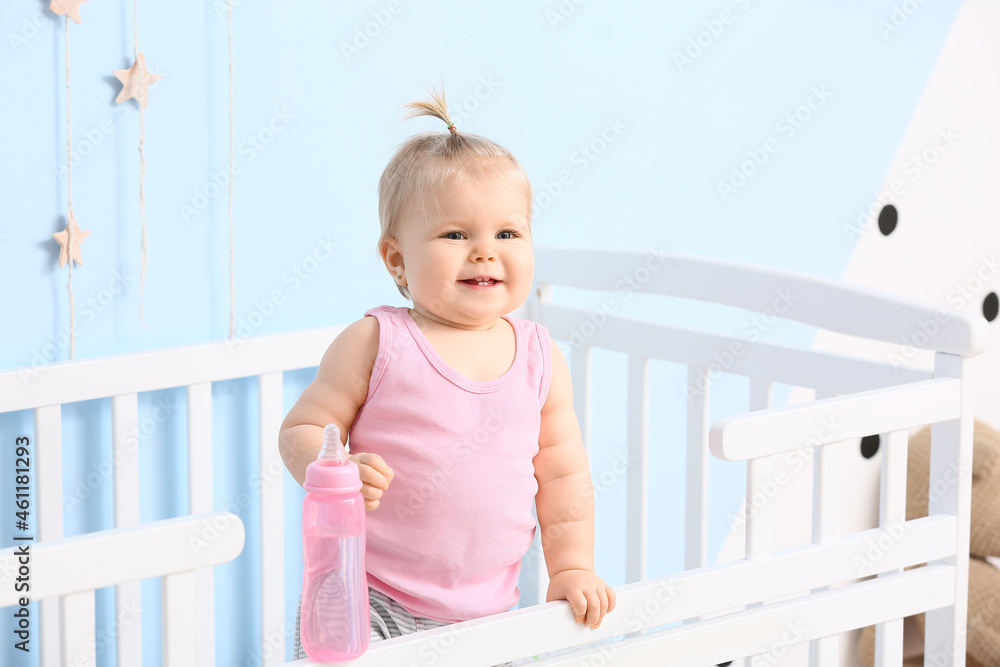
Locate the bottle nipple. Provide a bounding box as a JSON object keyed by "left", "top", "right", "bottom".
{"left": 317, "top": 424, "right": 349, "bottom": 466}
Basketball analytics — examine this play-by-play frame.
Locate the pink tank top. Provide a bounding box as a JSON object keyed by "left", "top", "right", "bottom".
{"left": 348, "top": 305, "right": 553, "bottom": 622}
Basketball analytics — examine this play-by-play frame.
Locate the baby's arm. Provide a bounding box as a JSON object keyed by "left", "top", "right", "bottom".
{"left": 533, "top": 339, "right": 616, "bottom": 629}
{"left": 278, "top": 317, "right": 394, "bottom": 508}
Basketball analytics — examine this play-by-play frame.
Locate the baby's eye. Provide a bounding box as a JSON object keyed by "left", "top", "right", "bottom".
{"left": 497, "top": 230, "right": 521, "bottom": 240}
{"left": 443, "top": 231, "right": 465, "bottom": 240}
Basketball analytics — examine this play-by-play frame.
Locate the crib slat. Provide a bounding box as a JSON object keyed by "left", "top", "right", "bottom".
{"left": 112, "top": 393, "right": 143, "bottom": 665}
{"left": 626, "top": 355, "right": 649, "bottom": 583}
{"left": 258, "top": 372, "right": 285, "bottom": 666}
{"left": 35, "top": 404, "right": 63, "bottom": 667}
{"left": 810, "top": 388, "right": 840, "bottom": 667}
{"left": 187, "top": 382, "right": 215, "bottom": 666}
{"left": 924, "top": 353, "right": 974, "bottom": 665}
{"left": 163, "top": 571, "right": 198, "bottom": 667}
{"left": 684, "top": 366, "right": 709, "bottom": 570}
{"left": 60, "top": 590, "right": 95, "bottom": 667}
{"left": 570, "top": 346, "right": 591, "bottom": 456}
{"left": 874, "top": 429, "right": 908, "bottom": 667}
{"left": 744, "top": 378, "right": 772, "bottom": 561}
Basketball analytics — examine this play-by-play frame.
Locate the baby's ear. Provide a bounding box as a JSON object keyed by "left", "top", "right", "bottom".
{"left": 972, "top": 420, "right": 1000, "bottom": 482}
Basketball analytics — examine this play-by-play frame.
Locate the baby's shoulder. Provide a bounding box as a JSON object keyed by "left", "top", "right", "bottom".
{"left": 335, "top": 315, "right": 380, "bottom": 354}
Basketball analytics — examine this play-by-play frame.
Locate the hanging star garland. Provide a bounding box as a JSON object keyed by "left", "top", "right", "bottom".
{"left": 49, "top": 0, "right": 89, "bottom": 25}
{"left": 52, "top": 212, "right": 90, "bottom": 268}
{"left": 114, "top": 52, "right": 161, "bottom": 108}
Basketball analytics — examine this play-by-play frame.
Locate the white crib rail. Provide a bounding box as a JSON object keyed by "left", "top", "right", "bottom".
{"left": 1, "top": 247, "right": 984, "bottom": 666}
{"left": 533, "top": 247, "right": 989, "bottom": 356}
{"left": 0, "top": 513, "right": 244, "bottom": 667}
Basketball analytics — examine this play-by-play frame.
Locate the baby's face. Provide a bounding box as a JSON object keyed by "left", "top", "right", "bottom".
{"left": 392, "top": 175, "right": 533, "bottom": 329}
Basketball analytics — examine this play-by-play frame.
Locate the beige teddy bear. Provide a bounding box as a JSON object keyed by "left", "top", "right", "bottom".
{"left": 857, "top": 420, "right": 1000, "bottom": 667}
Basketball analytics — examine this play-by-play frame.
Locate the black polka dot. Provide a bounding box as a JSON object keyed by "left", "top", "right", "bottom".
{"left": 983, "top": 292, "right": 998, "bottom": 322}
{"left": 878, "top": 205, "right": 897, "bottom": 236}
{"left": 717, "top": 663, "right": 732, "bottom": 667}
{"left": 860, "top": 434, "right": 880, "bottom": 459}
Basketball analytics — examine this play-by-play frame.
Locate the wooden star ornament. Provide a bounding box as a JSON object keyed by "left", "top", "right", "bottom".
{"left": 49, "top": 0, "right": 89, "bottom": 25}
{"left": 53, "top": 212, "right": 91, "bottom": 268}
{"left": 114, "top": 52, "right": 161, "bottom": 108}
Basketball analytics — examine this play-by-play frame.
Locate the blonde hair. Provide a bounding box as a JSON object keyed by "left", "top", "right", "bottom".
{"left": 377, "top": 85, "right": 532, "bottom": 300}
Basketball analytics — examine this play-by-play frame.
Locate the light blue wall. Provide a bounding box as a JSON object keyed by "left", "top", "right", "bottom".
{"left": 0, "top": 1, "right": 963, "bottom": 665}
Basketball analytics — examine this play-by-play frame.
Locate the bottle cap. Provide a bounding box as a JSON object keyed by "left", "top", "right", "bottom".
{"left": 304, "top": 424, "right": 362, "bottom": 493}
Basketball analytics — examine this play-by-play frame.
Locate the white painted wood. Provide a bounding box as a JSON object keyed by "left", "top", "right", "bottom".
{"left": 539, "top": 303, "right": 931, "bottom": 397}
{"left": 60, "top": 590, "right": 95, "bottom": 667}
{"left": 711, "top": 378, "right": 961, "bottom": 461}
{"left": 0, "top": 325, "right": 344, "bottom": 413}
{"left": 684, "top": 366, "right": 709, "bottom": 570}
{"left": 186, "top": 382, "right": 215, "bottom": 667}
{"left": 111, "top": 393, "right": 143, "bottom": 666}
{"left": 626, "top": 355, "right": 649, "bottom": 583}
{"left": 532, "top": 247, "right": 989, "bottom": 355}
{"left": 809, "top": 387, "right": 839, "bottom": 667}
{"left": 874, "top": 429, "right": 909, "bottom": 666}
{"left": 527, "top": 567, "right": 954, "bottom": 667}
{"left": 570, "top": 345, "right": 591, "bottom": 457}
{"left": 258, "top": 371, "right": 286, "bottom": 666}
{"left": 34, "top": 404, "right": 62, "bottom": 667}
{"left": 0, "top": 513, "right": 245, "bottom": 604}
{"left": 813, "top": 444, "right": 842, "bottom": 546}
{"left": 314, "top": 564, "right": 955, "bottom": 667}
{"left": 924, "top": 353, "right": 974, "bottom": 666}
{"left": 745, "top": 379, "right": 773, "bottom": 562}
{"left": 163, "top": 571, "right": 198, "bottom": 667}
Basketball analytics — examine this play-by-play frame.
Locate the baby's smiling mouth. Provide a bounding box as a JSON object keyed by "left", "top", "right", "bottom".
{"left": 460, "top": 277, "right": 501, "bottom": 286}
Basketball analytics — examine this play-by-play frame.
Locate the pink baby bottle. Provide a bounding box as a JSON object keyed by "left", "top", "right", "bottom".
{"left": 300, "top": 424, "right": 369, "bottom": 661}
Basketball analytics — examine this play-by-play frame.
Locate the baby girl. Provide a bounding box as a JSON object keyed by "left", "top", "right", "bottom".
{"left": 279, "top": 87, "right": 615, "bottom": 660}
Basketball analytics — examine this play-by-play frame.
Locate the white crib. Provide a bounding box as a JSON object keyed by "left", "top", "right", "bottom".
{"left": 0, "top": 247, "right": 987, "bottom": 667}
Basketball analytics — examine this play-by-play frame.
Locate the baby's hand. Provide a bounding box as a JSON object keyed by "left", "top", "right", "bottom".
{"left": 348, "top": 452, "right": 394, "bottom": 510}
{"left": 546, "top": 569, "right": 616, "bottom": 629}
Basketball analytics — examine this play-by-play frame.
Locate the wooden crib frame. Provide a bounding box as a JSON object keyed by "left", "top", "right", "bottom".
{"left": 0, "top": 247, "right": 987, "bottom": 666}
